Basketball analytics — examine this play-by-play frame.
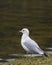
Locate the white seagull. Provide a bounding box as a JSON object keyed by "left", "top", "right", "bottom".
{"left": 20, "top": 28, "right": 48, "bottom": 57}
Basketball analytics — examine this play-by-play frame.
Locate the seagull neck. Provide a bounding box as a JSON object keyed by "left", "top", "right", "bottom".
{"left": 22, "top": 33, "right": 29, "bottom": 38}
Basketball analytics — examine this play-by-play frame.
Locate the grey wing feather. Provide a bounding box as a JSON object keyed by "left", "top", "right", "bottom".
{"left": 24, "top": 40, "right": 44, "bottom": 54}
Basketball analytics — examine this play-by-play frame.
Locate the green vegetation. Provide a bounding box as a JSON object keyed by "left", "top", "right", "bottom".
{"left": 0, "top": 55, "right": 52, "bottom": 65}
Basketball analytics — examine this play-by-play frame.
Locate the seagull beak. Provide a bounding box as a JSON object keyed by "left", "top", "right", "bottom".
{"left": 19, "top": 30, "right": 22, "bottom": 32}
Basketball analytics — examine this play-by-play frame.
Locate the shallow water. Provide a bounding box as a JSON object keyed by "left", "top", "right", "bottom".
{"left": 0, "top": 50, "right": 52, "bottom": 64}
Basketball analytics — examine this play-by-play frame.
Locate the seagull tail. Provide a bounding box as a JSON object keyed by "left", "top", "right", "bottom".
{"left": 44, "top": 52, "right": 48, "bottom": 57}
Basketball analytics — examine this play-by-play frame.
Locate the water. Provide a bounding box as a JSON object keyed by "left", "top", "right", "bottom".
{"left": 0, "top": 55, "right": 15, "bottom": 64}
{"left": 0, "top": 50, "right": 52, "bottom": 64}
{"left": 0, "top": 54, "right": 43, "bottom": 64}
{"left": 0, "top": 0, "right": 52, "bottom": 54}
{"left": 0, "top": 0, "right": 52, "bottom": 64}
{"left": 46, "top": 48, "right": 52, "bottom": 50}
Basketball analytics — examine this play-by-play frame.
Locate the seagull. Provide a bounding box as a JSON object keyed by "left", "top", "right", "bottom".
{"left": 20, "top": 28, "right": 48, "bottom": 57}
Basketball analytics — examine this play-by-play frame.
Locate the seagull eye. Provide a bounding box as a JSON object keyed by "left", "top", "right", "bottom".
{"left": 23, "top": 30, "right": 24, "bottom": 31}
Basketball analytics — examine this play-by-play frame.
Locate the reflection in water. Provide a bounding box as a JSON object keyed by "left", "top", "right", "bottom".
{"left": 5, "top": 59, "right": 15, "bottom": 62}
{"left": 0, "top": 55, "right": 15, "bottom": 64}
{"left": 46, "top": 48, "right": 52, "bottom": 50}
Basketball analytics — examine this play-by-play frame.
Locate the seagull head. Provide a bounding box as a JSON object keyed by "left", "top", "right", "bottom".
{"left": 20, "top": 28, "right": 29, "bottom": 35}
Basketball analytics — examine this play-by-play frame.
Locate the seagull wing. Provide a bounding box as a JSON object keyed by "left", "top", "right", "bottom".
{"left": 23, "top": 39, "right": 44, "bottom": 54}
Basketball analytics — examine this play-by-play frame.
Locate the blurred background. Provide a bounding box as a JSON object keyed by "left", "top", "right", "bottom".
{"left": 0, "top": 0, "right": 52, "bottom": 56}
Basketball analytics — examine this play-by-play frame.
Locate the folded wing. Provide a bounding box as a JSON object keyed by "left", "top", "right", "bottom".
{"left": 23, "top": 39, "right": 44, "bottom": 54}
